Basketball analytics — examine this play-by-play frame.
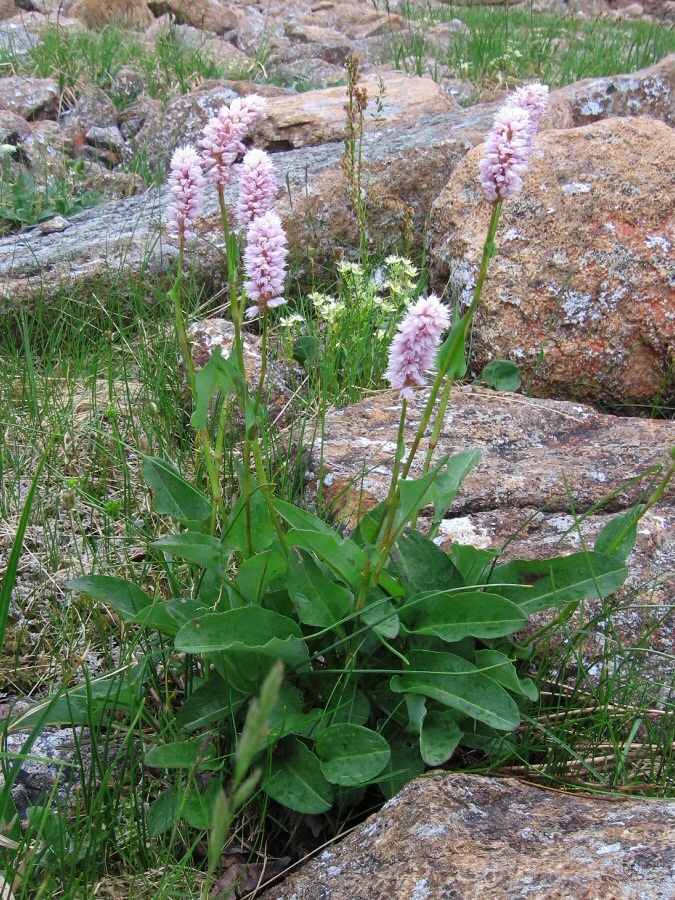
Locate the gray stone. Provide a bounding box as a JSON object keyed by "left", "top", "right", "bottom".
{"left": 267, "top": 774, "right": 675, "bottom": 899}
{"left": 0, "top": 75, "right": 60, "bottom": 120}
{"left": 85, "top": 125, "right": 124, "bottom": 153}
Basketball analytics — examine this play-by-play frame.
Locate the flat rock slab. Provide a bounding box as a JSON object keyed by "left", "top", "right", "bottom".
{"left": 312, "top": 385, "right": 675, "bottom": 519}
{"left": 266, "top": 774, "right": 675, "bottom": 899}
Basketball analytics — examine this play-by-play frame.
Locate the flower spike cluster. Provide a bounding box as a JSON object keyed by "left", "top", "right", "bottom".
{"left": 199, "top": 94, "right": 267, "bottom": 190}
{"left": 385, "top": 294, "right": 450, "bottom": 399}
{"left": 237, "top": 148, "right": 278, "bottom": 229}
{"left": 479, "top": 82, "right": 549, "bottom": 204}
{"left": 243, "top": 211, "right": 288, "bottom": 319}
{"left": 167, "top": 145, "right": 206, "bottom": 244}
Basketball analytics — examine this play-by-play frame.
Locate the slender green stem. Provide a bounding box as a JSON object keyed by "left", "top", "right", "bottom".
{"left": 250, "top": 437, "right": 289, "bottom": 555}
{"left": 218, "top": 188, "right": 246, "bottom": 377}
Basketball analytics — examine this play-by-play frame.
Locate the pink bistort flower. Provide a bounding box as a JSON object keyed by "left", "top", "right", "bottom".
{"left": 385, "top": 294, "right": 450, "bottom": 399}
{"left": 237, "top": 148, "right": 278, "bottom": 229}
{"left": 167, "top": 145, "right": 205, "bottom": 244}
{"left": 479, "top": 104, "right": 532, "bottom": 204}
{"left": 199, "top": 94, "right": 267, "bottom": 190}
{"left": 511, "top": 82, "right": 549, "bottom": 129}
{"left": 243, "top": 211, "right": 288, "bottom": 318}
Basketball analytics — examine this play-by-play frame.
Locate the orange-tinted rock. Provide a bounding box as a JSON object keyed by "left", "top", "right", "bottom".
{"left": 68, "top": 0, "right": 154, "bottom": 28}
{"left": 429, "top": 116, "right": 675, "bottom": 408}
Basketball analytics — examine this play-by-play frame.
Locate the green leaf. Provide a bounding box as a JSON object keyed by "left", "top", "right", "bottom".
{"left": 420, "top": 708, "right": 462, "bottom": 766}
{"left": 225, "top": 477, "right": 275, "bottom": 555}
{"left": 152, "top": 533, "right": 231, "bottom": 579}
{"left": 274, "top": 499, "right": 335, "bottom": 536}
{"left": 182, "top": 779, "right": 222, "bottom": 830}
{"left": 474, "top": 650, "right": 538, "bottom": 701}
{"left": 594, "top": 510, "right": 639, "bottom": 562}
{"left": 268, "top": 684, "right": 323, "bottom": 741}
{"left": 449, "top": 543, "right": 499, "bottom": 585}
{"left": 399, "top": 590, "right": 527, "bottom": 642}
{"left": 293, "top": 334, "right": 320, "bottom": 367}
{"left": 233, "top": 549, "right": 286, "bottom": 605}
{"left": 436, "top": 316, "right": 468, "bottom": 381}
{"left": 142, "top": 455, "right": 211, "bottom": 525}
{"left": 361, "top": 592, "right": 399, "bottom": 640}
{"left": 376, "top": 732, "right": 424, "bottom": 800}
{"left": 395, "top": 462, "right": 446, "bottom": 533}
{"left": 67, "top": 575, "right": 176, "bottom": 634}
{"left": 482, "top": 359, "right": 521, "bottom": 392}
{"left": 190, "top": 344, "right": 242, "bottom": 431}
{"left": 145, "top": 740, "right": 219, "bottom": 771}
{"left": 263, "top": 737, "right": 333, "bottom": 814}
{"left": 175, "top": 608, "right": 308, "bottom": 670}
{"left": 428, "top": 449, "right": 481, "bottom": 525}
{"left": 176, "top": 676, "right": 246, "bottom": 732}
{"left": 390, "top": 650, "right": 520, "bottom": 731}
{"left": 147, "top": 788, "right": 176, "bottom": 837}
{"left": 488, "top": 551, "right": 628, "bottom": 615}
{"left": 287, "top": 529, "right": 366, "bottom": 590}
{"left": 323, "top": 684, "right": 370, "bottom": 728}
{"left": 286, "top": 547, "right": 352, "bottom": 634}
{"left": 395, "top": 529, "right": 463, "bottom": 594}
{"left": 315, "top": 725, "right": 391, "bottom": 787}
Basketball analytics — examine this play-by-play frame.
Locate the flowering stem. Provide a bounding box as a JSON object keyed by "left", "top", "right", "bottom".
{"left": 250, "top": 436, "right": 289, "bottom": 555}
{"left": 371, "top": 398, "right": 407, "bottom": 583}
{"left": 401, "top": 201, "right": 503, "bottom": 485}
{"left": 218, "top": 188, "right": 246, "bottom": 377}
{"left": 173, "top": 244, "right": 225, "bottom": 531}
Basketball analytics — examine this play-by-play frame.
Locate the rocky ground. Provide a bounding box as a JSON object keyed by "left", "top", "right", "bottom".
{"left": 0, "top": 0, "right": 674, "bottom": 896}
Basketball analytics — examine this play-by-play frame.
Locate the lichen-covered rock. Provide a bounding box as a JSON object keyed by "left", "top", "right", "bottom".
{"left": 68, "top": 0, "right": 154, "bottom": 28}
{"left": 147, "top": 0, "right": 239, "bottom": 35}
{"left": 0, "top": 75, "right": 60, "bottom": 120}
{"left": 267, "top": 774, "right": 675, "bottom": 899}
{"left": 555, "top": 53, "right": 675, "bottom": 127}
{"left": 429, "top": 116, "right": 675, "bottom": 408}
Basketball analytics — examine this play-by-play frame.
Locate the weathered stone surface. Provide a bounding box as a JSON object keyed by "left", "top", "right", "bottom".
{"left": 255, "top": 72, "right": 457, "bottom": 150}
{"left": 555, "top": 53, "right": 675, "bottom": 127}
{"left": 85, "top": 124, "right": 124, "bottom": 153}
{"left": 309, "top": 385, "right": 675, "bottom": 521}
{"left": 68, "top": 0, "right": 154, "bottom": 28}
{"left": 267, "top": 774, "right": 675, "bottom": 899}
{"left": 0, "top": 99, "right": 499, "bottom": 302}
{"left": 305, "top": 385, "right": 675, "bottom": 692}
{"left": 0, "top": 75, "right": 59, "bottom": 120}
{"left": 22, "top": 118, "right": 73, "bottom": 177}
{"left": 0, "top": 108, "right": 32, "bottom": 145}
{"left": 61, "top": 84, "right": 118, "bottom": 147}
{"left": 429, "top": 116, "right": 675, "bottom": 408}
{"left": 147, "top": 0, "right": 239, "bottom": 35}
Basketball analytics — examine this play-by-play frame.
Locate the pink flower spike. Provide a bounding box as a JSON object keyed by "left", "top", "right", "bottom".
{"left": 512, "top": 82, "right": 549, "bottom": 129}
{"left": 167, "top": 145, "right": 205, "bottom": 244}
{"left": 199, "top": 109, "right": 245, "bottom": 190}
{"left": 243, "top": 211, "right": 288, "bottom": 318}
{"left": 228, "top": 94, "right": 267, "bottom": 134}
{"left": 385, "top": 294, "right": 450, "bottom": 398}
{"left": 237, "top": 148, "right": 278, "bottom": 229}
{"left": 479, "top": 104, "right": 532, "bottom": 204}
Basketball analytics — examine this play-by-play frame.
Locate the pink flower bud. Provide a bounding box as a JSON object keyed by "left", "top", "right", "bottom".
{"left": 243, "top": 211, "right": 288, "bottom": 318}
{"left": 199, "top": 94, "right": 267, "bottom": 190}
{"left": 385, "top": 294, "right": 450, "bottom": 399}
{"left": 167, "top": 145, "right": 205, "bottom": 244}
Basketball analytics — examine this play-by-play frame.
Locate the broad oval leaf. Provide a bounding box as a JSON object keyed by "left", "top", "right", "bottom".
{"left": 142, "top": 455, "right": 211, "bottom": 524}
{"left": 594, "top": 509, "right": 639, "bottom": 562}
{"left": 390, "top": 650, "right": 520, "bottom": 732}
{"left": 315, "top": 724, "right": 391, "bottom": 787}
{"left": 145, "top": 740, "right": 219, "bottom": 771}
{"left": 482, "top": 359, "right": 521, "bottom": 392}
{"left": 152, "top": 533, "right": 230, "bottom": 578}
{"left": 488, "top": 551, "right": 628, "bottom": 615}
{"left": 263, "top": 737, "right": 333, "bottom": 814}
{"left": 176, "top": 675, "right": 246, "bottom": 732}
{"left": 399, "top": 590, "right": 527, "bottom": 642}
{"left": 174, "top": 607, "right": 308, "bottom": 670}
{"left": 474, "top": 649, "right": 538, "bottom": 701}
{"left": 286, "top": 547, "right": 352, "bottom": 633}
{"left": 286, "top": 529, "right": 366, "bottom": 590}
{"left": 420, "top": 708, "right": 462, "bottom": 766}
{"left": 67, "top": 575, "right": 176, "bottom": 634}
